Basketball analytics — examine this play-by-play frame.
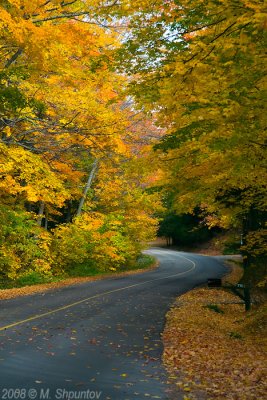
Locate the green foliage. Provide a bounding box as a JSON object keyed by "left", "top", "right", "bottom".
{"left": 66, "top": 262, "right": 99, "bottom": 278}
{"left": 229, "top": 331, "right": 243, "bottom": 340}
{"left": 16, "top": 271, "right": 53, "bottom": 287}
{"left": 223, "top": 240, "right": 241, "bottom": 255}
{"left": 65, "top": 254, "right": 155, "bottom": 277}
{"left": 122, "top": 254, "right": 156, "bottom": 271}
{"left": 0, "top": 85, "right": 27, "bottom": 111}
{"left": 158, "top": 212, "right": 213, "bottom": 246}
{"left": 0, "top": 205, "right": 52, "bottom": 281}
{"left": 135, "top": 254, "right": 155, "bottom": 269}
{"left": 204, "top": 304, "right": 224, "bottom": 314}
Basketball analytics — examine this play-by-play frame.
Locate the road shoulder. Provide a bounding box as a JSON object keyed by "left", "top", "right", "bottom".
{"left": 0, "top": 258, "right": 159, "bottom": 301}
{"left": 163, "top": 260, "right": 267, "bottom": 399}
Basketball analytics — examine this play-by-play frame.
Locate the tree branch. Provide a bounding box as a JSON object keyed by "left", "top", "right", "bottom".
{"left": 5, "top": 48, "right": 23, "bottom": 68}
{"left": 249, "top": 140, "right": 267, "bottom": 147}
{"left": 32, "top": 11, "right": 91, "bottom": 23}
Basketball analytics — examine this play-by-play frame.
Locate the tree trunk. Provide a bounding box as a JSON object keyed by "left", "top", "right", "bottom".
{"left": 37, "top": 201, "right": 45, "bottom": 226}
{"left": 66, "top": 200, "right": 73, "bottom": 223}
{"left": 44, "top": 209, "right": 48, "bottom": 230}
{"left": 76, "top": 159, "right": 98, "bottom": 217}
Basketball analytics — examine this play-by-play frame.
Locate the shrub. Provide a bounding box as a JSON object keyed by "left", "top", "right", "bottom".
{"left": 0, "top": 205, "right": 52, "bottom": 281}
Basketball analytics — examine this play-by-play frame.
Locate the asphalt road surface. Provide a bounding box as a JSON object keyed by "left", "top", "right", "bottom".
{"left": 0, "top": 248, "right": 229, "bottom": 400}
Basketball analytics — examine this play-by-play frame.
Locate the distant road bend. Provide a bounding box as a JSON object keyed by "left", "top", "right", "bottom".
{"left": 0, "top": 248, "right": 228, "bottom": 400}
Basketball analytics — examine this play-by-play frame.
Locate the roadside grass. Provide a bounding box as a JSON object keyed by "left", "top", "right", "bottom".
{"left": 65, "top": 254, "right": 156, "bottom": 277}
{"left": 0, "top": 254, "right": 157, "bottom": 300}
{"left": 163, "top": 262, "right": 267, "bottom": 399}
{"left": 16, "top": 271, "right": 55, "bottom": 286}
{"left": 123, "top": 254, "right": 156, "bottom": 271}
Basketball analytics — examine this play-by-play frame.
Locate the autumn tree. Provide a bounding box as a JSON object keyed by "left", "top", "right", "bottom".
{"left": 0, "top": 0, "right": 162, "bottom": 281}
{"left": 116, "top": 0, "right": 267, "bottom": 285}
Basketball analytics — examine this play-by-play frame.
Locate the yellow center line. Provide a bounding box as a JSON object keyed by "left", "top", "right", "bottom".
{"left": 0, "top": 254, "right": 196, "bottom": 332}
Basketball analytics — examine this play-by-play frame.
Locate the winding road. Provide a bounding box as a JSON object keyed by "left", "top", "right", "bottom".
{"left": 0, "top": 248, "right": 229, "bottom": 400}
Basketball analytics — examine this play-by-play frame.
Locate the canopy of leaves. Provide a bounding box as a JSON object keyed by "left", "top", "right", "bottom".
{"left": 113, "top": 0, "right": 267, "bottom": 285}
{"left": 0, "top": 0, "right": 266, "bottom": 286}
{"left": 0, "top": 0, "right": 163, "bottom": 282}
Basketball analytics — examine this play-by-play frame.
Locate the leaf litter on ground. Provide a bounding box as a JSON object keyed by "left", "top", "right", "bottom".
{"left": 163, "top": 263, "right": 267, "bottom": 399}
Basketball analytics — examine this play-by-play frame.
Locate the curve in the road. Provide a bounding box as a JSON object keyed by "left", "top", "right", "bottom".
{"left": 0, "top": 252, "right": 196, "bottom": 332}
{"left": 0, "top": 248, "right": 229, "bottom": 400}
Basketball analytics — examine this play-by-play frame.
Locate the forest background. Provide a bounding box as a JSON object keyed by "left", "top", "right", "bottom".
{"left": 0, "top": 0, "right": 266, "bottom": 289}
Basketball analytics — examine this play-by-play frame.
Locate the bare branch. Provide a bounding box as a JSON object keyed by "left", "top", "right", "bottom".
{"left": 32, "top": 11, "right": 91, "bottom": 23}
{"left": 5, "top": 48, "right": 23, "bottom": 68}
{"left": 61, "top": 0, "right": 79, "bottom": 7}
{"left": 249, "top": 140, "right": 267, "bottom": 148}
{"left": 209, "top": 21, "right": 237, "bottom": 44}
{"left": 40, "top": 1, "right": 52, "bottom": 7}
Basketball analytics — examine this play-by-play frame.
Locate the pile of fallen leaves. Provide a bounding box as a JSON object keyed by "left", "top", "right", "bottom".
{"left": 163, "top": 264, "right": 267, "bottom": 399}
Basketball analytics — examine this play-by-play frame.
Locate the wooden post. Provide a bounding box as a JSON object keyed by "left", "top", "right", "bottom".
{"left": 244, "top": 287, "right": 251, "bottom": 311}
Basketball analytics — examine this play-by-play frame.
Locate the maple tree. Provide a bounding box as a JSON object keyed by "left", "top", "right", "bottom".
{"left": 0, "top": 0, "right": 162, "bottom": 282}
{"left": 116, "top": 0, "right": 267, "bottom": 286}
